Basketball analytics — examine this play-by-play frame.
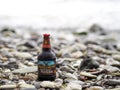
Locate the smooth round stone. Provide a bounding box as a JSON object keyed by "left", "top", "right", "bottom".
{"left": 116, "top": 43, "right": 120, "bottom": 51}
{"left": 64, "top": 73, "right": 78, "bottom": 80}
{"left": 32, "top": 81, "right": 41, "bottom": 89}
{"left": 89, "top": 24, "right": 104, "bottom": 33}
{"left": 27, "top": 62, "right": 34, "bottom": 66}
{"left": 24, "top": 40, "right": 37, "bottom": 48}
{"left": 64, "top": 82, "right": 82, "bottom": 90}
{"left": 60, "top": 66, "right": 74, "bottom": 73}
{"left": 71, "top": 51, "right": 83, "bottom": 58}
{"left": 24, "top": 61, "right": 34, "bottom": 66}
{"left": 79, "top": 56, "right": 99, "bottom": 70}
{"left": 12, "top": 52, "right": 32, "bottom": 59}
{"left": 80, "top": 72, "right": 97, "bottom": 78}
{"left": 85, "top": 86, "right": 104, "bottom": 90}
{"left": 40, "top": 81, "right": 62, "bottom": 88}
{"left": 112, "top": 55, "right": 120, "bottom": 61}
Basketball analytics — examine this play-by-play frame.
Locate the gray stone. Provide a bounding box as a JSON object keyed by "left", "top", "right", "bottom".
{"left": 12, "top": 66, "right": 37, "bottom": 74}
{"left": 12, "top": 51, "right": 32, "bottom": 59}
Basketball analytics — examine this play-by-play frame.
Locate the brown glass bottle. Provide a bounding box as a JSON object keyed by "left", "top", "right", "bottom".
{"left": 37, "top": 34, "right": 56, "bottom": 81}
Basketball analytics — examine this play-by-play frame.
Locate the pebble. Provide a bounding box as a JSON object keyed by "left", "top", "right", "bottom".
{"left": 85, "top": 86, "right": 104, "bottom": 90}
{"left": 106, "top": 88, "right": 120, "bottom": 90}
{"left": 100, "top": 65, "right": 119, "bottom": 72}
{"left": 104, "top": 79, "right": 120, "bottom": 86}
{"left": 112, "top": 55, "right": 120, "bottom": 61}
{"left": 89, "top": 24, "right": 104, "bottom": 33}
{"left": 80, "top": 72, "right": 97, "bottom": 78}
{"left": 12, "top": 51, "right": 32, "bottom": 59}
{"left": 71, "top": 51, "right": 83, "bottom": 58}
{"left": 20, "top": 84, "right": 36, "bottom": 89}
{"left": 24, "top": 40, "right": 37, "bottom": 48}
{"left": 0, "top": 84, "right": 17, "bottom": 89}
{"left": 40, "top": 81, "right": 62, "bottom": 88}
{"left": 60, "top": 66, "right": 74, "bottom": 73}
{"left": 64, "top": 82, "right": 82, "bottom": 90}
{"left": 12, "top": 66, "right": 37, "bottom": 74}
{"left": 64, "top": 73, "right": 78, "bottom": 80}
{"left": 79, "top": 56, "right": 99, "bottom": 70}
{"left": 116, "top": 43, "right": 120, "bottom": 51}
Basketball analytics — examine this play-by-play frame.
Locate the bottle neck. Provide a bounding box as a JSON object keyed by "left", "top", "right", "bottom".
{"left": 42, "top": 36, "right": 51, "bottom": 50}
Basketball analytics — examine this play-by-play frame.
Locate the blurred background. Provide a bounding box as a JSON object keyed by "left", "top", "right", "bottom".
{"left": 0, "top": 0, "right": 120, "bottom": 31}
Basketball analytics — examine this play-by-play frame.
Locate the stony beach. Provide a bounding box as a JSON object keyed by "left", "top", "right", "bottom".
{"left": 0, "top": 24, "right": 120, "bottom": 90}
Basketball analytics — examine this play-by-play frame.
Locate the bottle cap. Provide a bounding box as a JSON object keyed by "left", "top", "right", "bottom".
{"left": 43, "top": 34, "right": 50, "bottom": 37}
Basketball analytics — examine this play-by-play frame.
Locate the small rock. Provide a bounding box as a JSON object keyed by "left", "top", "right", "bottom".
{"left": 104, "top": 79, "right": 120, "bottom": 86}
{"left": 88, "top": 44, "right": 106, "bottom": 53}
{"left": 40, "top": 81, "right": 62, "bottom": 88}
{"left": 71, "top": 51, "right": 83, "bottom": 58}
{"left": 116, "top": 43, "right": 120, "bottom": 51}
{"left": 24, "top": 61, "right": 34, "bottom": 66}
{"left": 56, "top": 59, "right": 64, "bottom": 67}
{"left": 112, "top": 55, "right": 120, "bottom": 61}
{"left": 100, "top": 65, "right": 119, "bottom": 72}
{"left": 60, "top": 66, "right": 74, "bottom": 73}
{"left": 12, "top": 51, "right": 32, "bottom": 59}
{"left": 12, "top": 66, "right": 37, "bottom": 74}
{"left": 106, "top": 88, "right": 120, "bottom": 90}
{"left": 89, "top": 24, "right": 104, "bottom": 33}
{"left": 24, "top": 40, "right": 37, "bottom": 48}
{"left": 20, "top": 84, "right": 36, "bottom": 89}
{"left": 85, "top": 86, "right": 104, "bottom": 90}
{"left": 80, "top": 72, "right": 97, "bottom": 78}
{"left": 0, "top": 84, "right": 17, "bottom": 89}
{"left": 33, "top": 81, "right": 41, "bottom": 89}
{"left": 1, "top": 27, "right": 16, "bottom": 33}
{"left": 64, "top": 82, "right": 82, "bottom": 90}
{"left": 64, "top": 73, "right": 78, "bottom": 80}
{"left": 79, "top": 56, "right": 99, "bottom": 70}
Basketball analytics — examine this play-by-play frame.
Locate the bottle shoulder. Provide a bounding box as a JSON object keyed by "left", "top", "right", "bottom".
{"left": 38, "top": 50, "right": 56, "bottom": 60}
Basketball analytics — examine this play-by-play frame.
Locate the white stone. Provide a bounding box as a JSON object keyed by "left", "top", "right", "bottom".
{"left": 65, "top": 73, "right": 78, "bottom": 80}
{"left": 80, "top": 72, "right": 97, "bottom": 78}
{"left": 112, "top": 55, "right": 120, "bottom": 61}
{"left": 64, "top": 82, "right": 82, "bottom": 90}
{"left": 20, "top": 84, "right": 35, "bottom": 88}
{"left": 12, "top": 66, "right": 37, "bottom": 74}
{"left": 106, "top": 88, "right": 120, "bottom": 90}
{"left": 71, "top": 51, "right": 83, "bottom": 58}
{"left": 0, "top": 85, "right": 17, "bottom": 89}
{"left": 40, "top": 81, "right": 62, "bottom": 88}
{"left": 27, "top": 62, "right": 34, "bottom": 66}
{"left": 86, "top": 86, "right": 104, "bottom": 90}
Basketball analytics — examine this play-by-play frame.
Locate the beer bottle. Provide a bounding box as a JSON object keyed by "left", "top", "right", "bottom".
{"left": 37, "top": 34, "right": 56, "bottom": 81}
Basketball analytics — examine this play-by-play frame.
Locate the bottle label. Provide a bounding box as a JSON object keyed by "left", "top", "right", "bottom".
{"left": 38, "top": 60, "right": 56, "bottom": 75}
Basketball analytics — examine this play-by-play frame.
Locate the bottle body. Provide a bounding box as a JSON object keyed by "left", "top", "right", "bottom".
{"left": 37, "top": 34, "right": 56, "bottom": 81}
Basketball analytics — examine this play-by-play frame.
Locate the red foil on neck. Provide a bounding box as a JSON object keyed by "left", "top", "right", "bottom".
{"left": 43, "top": 34, "right": 51, "bottom": 48}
